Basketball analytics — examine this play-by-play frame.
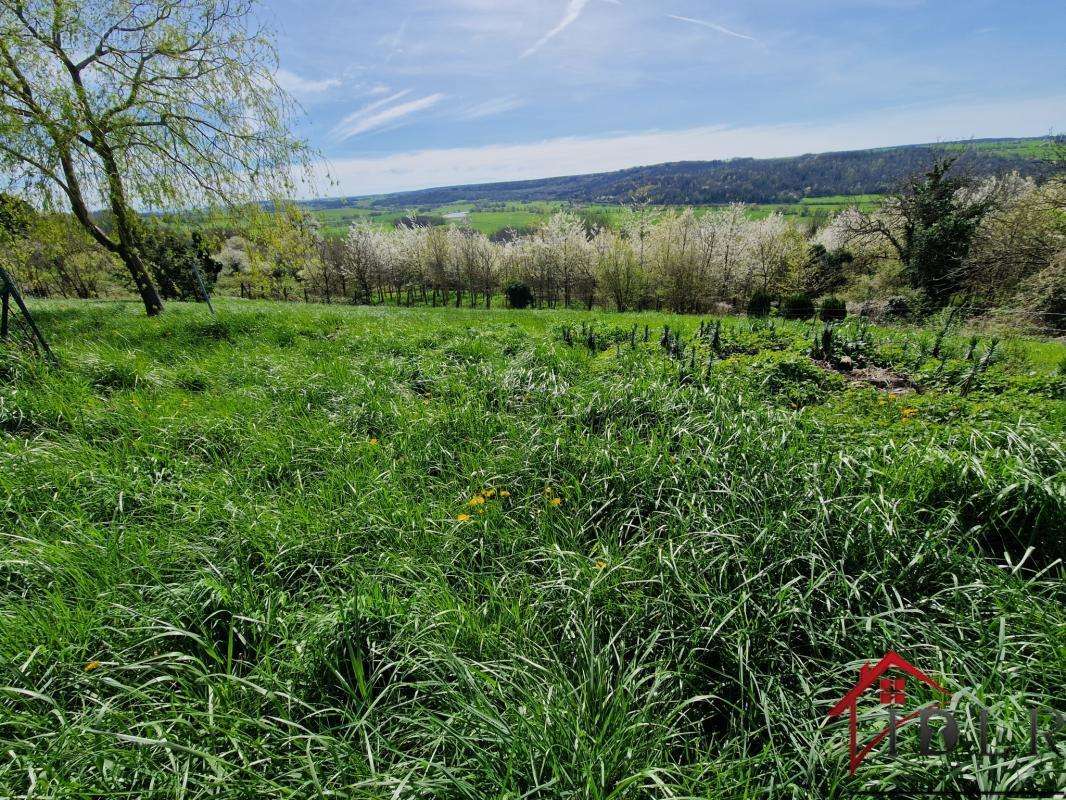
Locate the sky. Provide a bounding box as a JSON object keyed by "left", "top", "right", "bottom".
{"left": 259, "top": 0, "right": 1066, "bottom": 198}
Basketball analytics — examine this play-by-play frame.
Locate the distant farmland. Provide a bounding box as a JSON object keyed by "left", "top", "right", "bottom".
{"left": 310, "top": 195, "right": 884, "bottom": 238}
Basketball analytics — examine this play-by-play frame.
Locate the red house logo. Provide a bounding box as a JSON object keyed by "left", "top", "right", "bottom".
{"left": 827, "top": 651, "right": 949, "bottom": 774}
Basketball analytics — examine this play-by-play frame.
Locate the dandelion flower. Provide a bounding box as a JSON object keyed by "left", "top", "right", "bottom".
{"left": 84, "top": 661, "right": 101, "bottom": 672}
{"left": 468, "top": 495, "right": 485, "bottom": 507}
{"left": 549, "top": 497, "right": 563, "bottom": 507}
{"left": 595, "top": 560, "right": 607, "bottom": 570}
{"left": 499, "top": 491, "right": 511, "bottom": 498}
{"left": 369, "top": 437, "right": 379, "bottom": 446}
{"left": 483, "top": 488, "right": 497, "bottom": 498}
{"left": 901, "top": 408, "right": 918, "bottom": 419}
{"left": 456, "top": 513, "right": 472, "bottom": 522}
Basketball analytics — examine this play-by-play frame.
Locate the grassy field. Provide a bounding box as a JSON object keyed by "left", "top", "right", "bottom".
{"left": 311, "top": 196, "right": 884, "bottom": 237}
{"left": 1, "top": 300, "right": 1063, "bottom": 797}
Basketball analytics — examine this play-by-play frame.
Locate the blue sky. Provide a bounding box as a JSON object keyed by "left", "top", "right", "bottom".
{"left": 261, "top": 0, "right": 1066, "bottom": 197}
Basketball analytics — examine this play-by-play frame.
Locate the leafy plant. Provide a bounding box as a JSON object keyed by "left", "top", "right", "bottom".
{"left": 780, "top": 293, "right": 815, "bottom": 320}
{"left": 747, "top": 290, "right": 772, "bottom": 317}
{"left": 819, "top": 296, "right": 847, "bottom": 322}
{"left": 505, "top": 281, "right": 534, "bottom": 309}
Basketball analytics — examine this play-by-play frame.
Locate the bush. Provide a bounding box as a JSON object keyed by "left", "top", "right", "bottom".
{"left": 884, "top": 296, "right": 911, "bottom": 320}
{"left": 819, "top": 296, "right": 847, "bottom": 322}
{"left": 780, "top": 293, "right": 815, "bottom": 320}
{"left": 746, "top": 290, "right": 772, "bottom": 318}
{"left": 1012, "top": 256, "right": 1066, "bottom": 333}
{"left": 505, "top": 282, "right": 534, "bottom": 310}
{"left": 134, "top": 223, "right": 219, "bottom": 301}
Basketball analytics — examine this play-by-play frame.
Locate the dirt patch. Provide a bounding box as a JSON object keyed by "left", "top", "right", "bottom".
{"left": 813, "top": 359, "right": 918, "bottom": 395}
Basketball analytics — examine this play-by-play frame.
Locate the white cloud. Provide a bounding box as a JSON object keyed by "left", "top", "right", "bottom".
{"left": 666, "top": 15, "right": 756, "bottom": 42}
{"left": 275, "top": 69, "right": 341, "bottom": 94}
{"left": 329, "top": 91, "right": 448, "bottom": 141}
{"left": 456, "top": 96, "right": 526, "bottom": 120}
{"left": 522, "top": 0, "right": 592, "bottom": 58}
{"left": 310, "top": 94, "right": 1065, "bottom": 197}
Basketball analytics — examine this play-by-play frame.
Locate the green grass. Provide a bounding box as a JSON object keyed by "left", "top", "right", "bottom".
{"left": 1, "top": 300, "right": 1063, "bottom": 797}
{"left": 310, "top": 196, "right": 885, "bottom": 237}
{"left": 937, "top": 137, "right": 1061, "bottom": 160}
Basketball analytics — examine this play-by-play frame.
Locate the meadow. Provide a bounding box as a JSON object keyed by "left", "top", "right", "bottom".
{"left": 0, "top": 300, "right": 1063, "bottom": 798}
{"left": 310, "top": 196, "right": 883, "bottom": 238}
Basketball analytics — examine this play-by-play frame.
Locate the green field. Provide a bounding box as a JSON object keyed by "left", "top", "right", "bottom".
{"left": 938, "top": 137, "right": 1062, "bottom": 160}
{"left": 1, "top": 300, "right": 1063, "bottom": 796}
{"left": 311, "top": 195, "right": 885, "bottom": 237}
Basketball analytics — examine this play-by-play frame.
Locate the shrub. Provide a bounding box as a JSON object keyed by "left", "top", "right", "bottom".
{"left": 819, "top": 296, "right": 847, "bottom": 322}
{"left": 134, "top": 223, "right": 219, "bottom": 301}
{"left": 746, "top": 290, "right": 772, "bottom": 318}
{"left": 780, "top": 293, "right": 815, "bottom": 320}
{"left": 505, "top": 282, "right": 534, "bottom": 310}
{"left": 884, "top": 296, "right": 911, "bottom": 320}
{"left": 1012, "top": 256, "right": 1066, "bottom": 334}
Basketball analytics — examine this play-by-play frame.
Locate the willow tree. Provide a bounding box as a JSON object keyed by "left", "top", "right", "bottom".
{"left": 0, "top": 0, "right": 307, "bottom": 315}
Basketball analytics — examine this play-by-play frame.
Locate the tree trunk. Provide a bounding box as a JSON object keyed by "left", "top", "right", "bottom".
{"left": 118, "top": 243, "right": 164, "bottom": 316}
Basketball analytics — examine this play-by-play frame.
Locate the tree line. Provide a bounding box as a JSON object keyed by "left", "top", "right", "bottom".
{"left": 4, "top": 155, "right": 1064, "bottom": 331}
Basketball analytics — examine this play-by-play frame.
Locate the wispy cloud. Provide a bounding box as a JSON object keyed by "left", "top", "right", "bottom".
{"left": 275, "top": 69, "right": 341, "bottom": 94}
{"left": 457, "top": 96, "right": 526, "bottom": 120}
{"left": 522, "top": 0, "right": 592, "bottom": 58}
{"left": 383, "top": 13, "right": 412, "bottom": 64}
{"left": 330, "top": 91, "right": 446, "bottom": 141}
{"left": 667, "top": 14, "right": 756, "bottom": 43}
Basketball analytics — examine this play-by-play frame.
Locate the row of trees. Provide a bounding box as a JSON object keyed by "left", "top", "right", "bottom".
{"left": 7, "top": 157, "right": 1064, "bottom": 329}
{"left": 283, "top": 206, "right": 814, "bottom": 314}
{"left": 206, "top": 160, "right": 1061, "bottom": 324}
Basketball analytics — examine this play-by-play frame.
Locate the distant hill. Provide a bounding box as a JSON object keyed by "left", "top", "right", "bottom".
{"left": 308, "top": 137, "right": 1061, "bottom": 211}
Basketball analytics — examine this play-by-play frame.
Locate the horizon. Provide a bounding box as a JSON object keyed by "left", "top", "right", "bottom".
{"left": 305, "top": 134, "right": 1057, "bottom": 203}
{"left": 260, "top": 0, "right": 1066, "bottom": 198}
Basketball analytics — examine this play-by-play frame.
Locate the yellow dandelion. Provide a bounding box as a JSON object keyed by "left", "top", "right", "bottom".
{"left": 499, "top": 490, "right": 511, "bottom": 498}
{"left": 549, "top": 497, "right": 563, "bottom": 507}
{"left": 84, "top": 661, "right": 101, "bottom": 672}
{"left": 468, "top": 495, "right": 485, "bottom": 507}
{"left": 595, "top": 560, "right": 607, "bottom": 570}
{"left": 369, "top": 437, "right": 379, "bottom": 446}
{"left": 901, "top": 407, "right": 918, "bottom": 419}
{"left": 456, "top": 513, "right": 472, "bottom": 522}
{"left": 483, "top": 488, "right": 497, "bottom": 498}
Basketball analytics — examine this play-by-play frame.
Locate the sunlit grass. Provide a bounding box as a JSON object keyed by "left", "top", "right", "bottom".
{"left": 0, "top": 300, "right": 1062, "bottom": 797}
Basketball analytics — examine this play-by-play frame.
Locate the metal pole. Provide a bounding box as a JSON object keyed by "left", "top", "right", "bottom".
{"left": 190, "top": 262, "right": 216, "bottom": 316}
{"left": 1, "top": 287, "right": 9, "bottom": 339}
{"left": 0, "top": 267, "right": 57, "bottom": 363}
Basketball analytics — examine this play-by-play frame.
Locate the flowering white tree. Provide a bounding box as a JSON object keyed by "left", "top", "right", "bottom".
{"left": 344, "top": 219, "right": 388, "bottom": 304}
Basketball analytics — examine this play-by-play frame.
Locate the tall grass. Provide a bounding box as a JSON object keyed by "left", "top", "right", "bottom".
{"left": 0, "top": 300, "right": 1063, "bottom": 797}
